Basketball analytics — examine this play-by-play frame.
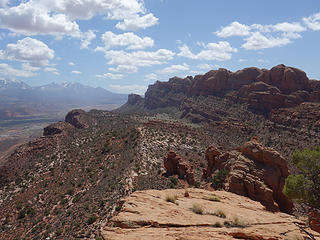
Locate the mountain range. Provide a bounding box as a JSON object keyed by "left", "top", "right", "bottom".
{"left": 0, "top": 79, "right": 127, "bottom": 119}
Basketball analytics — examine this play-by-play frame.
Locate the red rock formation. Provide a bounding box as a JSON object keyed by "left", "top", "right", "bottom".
{"left": 191, "top": 68, "right": 230, "bottom": 95}
{"left": 203, "top": 139, "right": 293, "bottom": 214}
{"left": 163, "top": 151, "right": 195, "bottom": 185}
{"left": 268, "top": 64, "right": 311, "bottom": 94}
{"left": 142, "top": 64, "right": 319, "bottom": 113}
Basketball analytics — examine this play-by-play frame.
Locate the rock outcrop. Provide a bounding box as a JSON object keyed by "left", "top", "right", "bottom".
{"left": 142, "top": 64, "right": 320, "bottom": 113}
{"left": 43, "top": 122, "right": 74, "bottom": 136}
{"left": 102, "top": 188, "right": 320, "bottom": 240}
{"left": 203, "top": 139, "right": 293, "bottom": 214}
{"left": 65, "top": 109, "right": 89, "bottom": 129}
{"left": 163, "top": 151, "right": 195, "bottom": 185}
{"left": 127, "top": 94, "right": 143, "bottom": 105}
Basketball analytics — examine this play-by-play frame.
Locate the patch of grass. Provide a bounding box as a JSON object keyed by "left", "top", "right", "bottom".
{"left": 213, "top": 221, "right": 222, "bottom": 227}
{"left": 224, "top": 215, "right": 247, "bottom": 228}
{"left": 191, "top": 203, "right": 204, "bottom": 215}
{"left": 205, "top": 195, "right": 221, "bottom": 202}
{"left": 213, "top": 209, "right": 226, "bottom": 218}
{"left": 165, "top": 194, "right": 178, "bottom": 204}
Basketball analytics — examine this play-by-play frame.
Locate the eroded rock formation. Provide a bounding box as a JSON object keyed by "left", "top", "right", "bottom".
{"left": 163, "top": 151, "right": 195, "bottom": 185}
{"left": 142, "top": 64, "right": 320, "bottom": 113}
{"left": 203, "top": 139, "right": 293, "bottom": 214}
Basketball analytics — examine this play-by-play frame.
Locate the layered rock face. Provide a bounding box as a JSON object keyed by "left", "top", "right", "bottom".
{"left": 203, "top": 139, "right": 293, "bottom": 214}
{"left": 102, "top": 189, "right": 320, "bottom": 240}
{"left": 163, "top": 151, "right": 195, "bottom": 185}
{"left": 144, "top": 64, "right": 320, "bottom": 112}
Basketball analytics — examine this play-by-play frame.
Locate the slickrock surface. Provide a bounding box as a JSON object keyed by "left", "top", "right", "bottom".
{"left": 102, "top": 188, "right": 320, "bottom": 240}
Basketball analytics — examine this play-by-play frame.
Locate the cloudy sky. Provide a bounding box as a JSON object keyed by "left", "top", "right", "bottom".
{"left": 0, "top": 0, "right": 319, "bottom": 94}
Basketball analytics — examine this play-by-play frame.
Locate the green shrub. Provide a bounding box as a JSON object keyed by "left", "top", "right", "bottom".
{"left": 283, "top": 146, "right": 320, "bottom": 209}
{"left": 87, "top": 216, "right": 97, "bottom": 225}
{"left": 169, "top": 176, "right": 178, "bottom": 188}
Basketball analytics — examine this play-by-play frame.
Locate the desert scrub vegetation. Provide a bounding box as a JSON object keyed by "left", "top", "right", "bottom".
{"left": 211, "top": 169, "right": 228, "bottom": 190}
{"left": 212, "top": 209, "right": 226, "bottom": 218}
{"left": 168, "top": 176, "right": 178, "bottom": 188}
{"left": 165, "top": 194, "right": 178, "bottom": 204}
{"left": 283, "top": 146, "right": 320, "bottom": 210}
{"left": 204, "top": 195, "right": 221, "bottom": 202}
{"left": 224, "top": 215, "right": 247, "bottom": 228}
{"left": 191, "top": 203, "right": 204, "bottom": 215}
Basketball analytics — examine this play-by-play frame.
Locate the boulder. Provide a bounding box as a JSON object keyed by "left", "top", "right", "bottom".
{"left": 163, "top": 151, "right": 195, "bottom": 185}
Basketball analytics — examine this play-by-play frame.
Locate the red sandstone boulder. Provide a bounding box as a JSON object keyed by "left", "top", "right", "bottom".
{"left": 203, "top": 139, "right": 293, "bottom": 214}
{"left": 163, "top": 151, "right": 195, "bottom": 185}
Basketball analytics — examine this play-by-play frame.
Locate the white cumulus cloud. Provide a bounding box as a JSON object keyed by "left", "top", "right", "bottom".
{"left": 158, "top": 63, "right": 189, "bottom": 74}
{"left": 0, "top": 63, "right": 38, "bottom": 77}
{"left": 0, "top": 37, "right": 55, "bottom": 66}
{"left": 144, "top": 73, "right": 157, "bottom": 82}
{"left": 98, "top": 49, "right": 175, "bottom": 68}
{"left": 96, "top": 72, "right": 124, "bottom": 79}
{"left": 303, "top": 12, "right": 320, "bottom": 31}
{"left": 81, "top": 30, "right": 96, "bottom": 49}
{"left": 0, "top": 2, "right": 81, "bottom": 37}
{"left": 97, "top": 31, "right": 154, "bottom": 50}
{"left": 71, "top": 70, "right": 82, "bottom": 74}
{"left": 115, "top": 13, "right": 158, "bottom": 31}
{"left": 109, "top": 65, "right": 138, "bottom": 73}
{"left": 215, "top": 21, "right": 251, "bottom": 37}
{"left": 178, "top": 41, "right": 237, "bottom": 61}
{"left": 241, "top": 32, "right": 291, "bottom": 50}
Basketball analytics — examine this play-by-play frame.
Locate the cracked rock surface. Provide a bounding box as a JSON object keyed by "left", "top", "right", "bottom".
{"left": 102, "top": 188, "right": 320, "bottom": 240}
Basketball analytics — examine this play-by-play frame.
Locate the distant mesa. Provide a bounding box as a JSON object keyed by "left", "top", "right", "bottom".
{"left": 123, "top": 64, "right": 320, "bottom": 114}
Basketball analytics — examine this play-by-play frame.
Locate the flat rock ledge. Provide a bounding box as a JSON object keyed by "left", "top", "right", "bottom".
{"left": 101, "top": 188, "right": 320, "bottom": 240}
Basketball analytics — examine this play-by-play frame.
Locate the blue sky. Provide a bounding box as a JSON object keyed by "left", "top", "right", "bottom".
{"left": 0, "top": 0, "right": 319, "bottom": 94}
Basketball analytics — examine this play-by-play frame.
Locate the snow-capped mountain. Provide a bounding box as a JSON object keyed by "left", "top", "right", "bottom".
{"left": 0, "top": 79, "right": 127, "bottom": 119}
{"left": 0, "top": 78, "right": 31, "bottom": 90}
